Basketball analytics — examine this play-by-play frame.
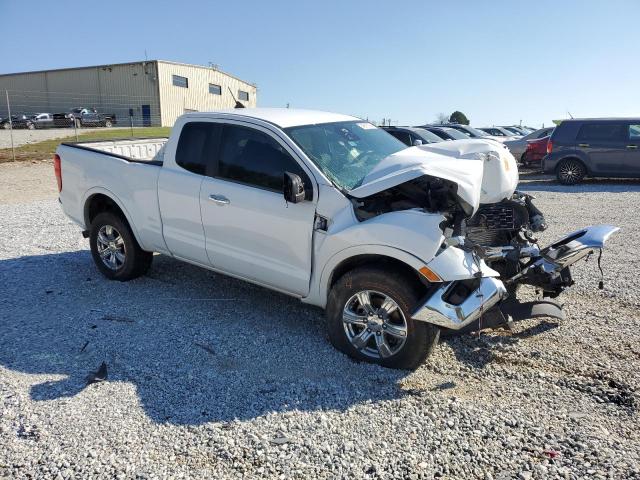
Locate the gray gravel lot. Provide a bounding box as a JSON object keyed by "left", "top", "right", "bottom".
{"left": 1, "top": 165, "right": 639, "bottom": 479}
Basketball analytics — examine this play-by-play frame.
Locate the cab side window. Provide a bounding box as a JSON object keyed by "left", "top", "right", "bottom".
{"left": 577, "top": 123, "right": 626, "bottom": 142}
{"left": 175, "top": 122, "right": 221, "bottom": 175}
{"left": 217, "top": 124, "right": 312, "bottom": 197}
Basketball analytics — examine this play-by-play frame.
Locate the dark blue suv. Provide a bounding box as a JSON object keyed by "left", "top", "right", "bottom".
{"left": 543, "top": 118, "right": 640, "bottom": 184}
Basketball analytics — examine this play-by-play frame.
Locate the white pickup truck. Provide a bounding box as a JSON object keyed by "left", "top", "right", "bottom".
{"left": 56, "top": 108, "right": 617, "bottom": 369}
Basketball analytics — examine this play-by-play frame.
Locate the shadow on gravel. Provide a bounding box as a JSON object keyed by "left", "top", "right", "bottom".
{"left": 0, "top": 251, "right": 409, "bottom": 425}
{"left": 441, "top": 320, "right": 559, "bottom": 369}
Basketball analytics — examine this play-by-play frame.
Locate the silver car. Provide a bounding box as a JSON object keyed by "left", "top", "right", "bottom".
{"left": 503, "top": 127, "right": 555, "bottom": 161}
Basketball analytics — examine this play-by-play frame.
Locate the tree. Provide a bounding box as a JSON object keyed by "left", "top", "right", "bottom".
{"left": 434, "top": 112, "right": 449, "bottom": 125}
{"left": 449, "top": 111, "right": 470, "bottom": 125}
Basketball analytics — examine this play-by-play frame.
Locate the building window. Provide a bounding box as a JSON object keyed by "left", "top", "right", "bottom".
{"left": 238, "top": 90, "right": 249, "bottom": 101}
{"left": 209, "top": 83, "right": 221, "bottom": 95}
{"left": 172, "top": 75, "right": 188, "bottom": 88}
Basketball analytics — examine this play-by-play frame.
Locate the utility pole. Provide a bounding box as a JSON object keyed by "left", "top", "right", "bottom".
{"left": 5, "top": 90, "right": 15, "bottom": 162}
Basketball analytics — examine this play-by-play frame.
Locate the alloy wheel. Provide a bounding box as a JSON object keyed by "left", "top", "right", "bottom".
{"left": 342, "top": 290, "right": 408, "bottom": 359}
{"left": 96, "top": 224, "right": 126, "bottom": 270}
{"left": 558, "top": 160, "right": 583, "bottom": 184}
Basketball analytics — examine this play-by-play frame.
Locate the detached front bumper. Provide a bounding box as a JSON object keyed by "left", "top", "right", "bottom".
{"left": 412, "top": 277, "right": 507, "bottom": 330}
{"left": 411, "top": 224, "right": 619, "bottom": 331}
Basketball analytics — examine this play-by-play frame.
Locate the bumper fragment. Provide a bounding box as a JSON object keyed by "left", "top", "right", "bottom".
{"left": 412, "top": 277, "right": 507, "bottom": 330}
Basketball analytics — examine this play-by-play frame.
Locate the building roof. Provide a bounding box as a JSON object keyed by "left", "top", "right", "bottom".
{"left": 0, "top": 59, "right": 255, "bottom": 87}
{"left": 185, "top": 108, "right": 360, "bottom": 128}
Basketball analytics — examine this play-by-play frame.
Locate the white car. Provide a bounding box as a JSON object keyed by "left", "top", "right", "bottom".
{"left": 55, "top": 108, "right": 617, "bottom": 369}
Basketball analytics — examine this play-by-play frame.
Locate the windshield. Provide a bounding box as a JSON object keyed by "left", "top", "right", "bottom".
{"left": 414, "top": 128, "right": 443, "bottom": 143}
{"left": 482, "top": 128, "right": 506, "bottom": 136}
{"left": 439, "top": 128, "right": 468, "bottom": 140}
{"left": 449, "top": 125, "right": 488, "bottom": 138}
{"left": 285, "top": 121, "right": 406, "bottom": 190}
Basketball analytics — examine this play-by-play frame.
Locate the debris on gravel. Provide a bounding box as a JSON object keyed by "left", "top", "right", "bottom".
{"left": 1, "top": 166, "right": 639, "bottom": 479}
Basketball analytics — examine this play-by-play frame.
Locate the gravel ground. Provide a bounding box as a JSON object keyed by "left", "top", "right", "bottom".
{"left": 0, "top": 128, "right": 128, "bottom": 148}
{"left": 1, "top": 163, "right": 639, "bottom": 479}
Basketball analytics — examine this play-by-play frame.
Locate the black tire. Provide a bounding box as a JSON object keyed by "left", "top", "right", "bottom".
{"left": 27, "top": 123, "right": 35, "bottom": 130}
{"left": 104, "top": 120, "right": 113, "bottom": 128}
{"left": 556, "top": 158, "right": 586, "bottom": 185}
{"left": 89, "top": 211, "right": 153, "bottom": 281}
{"left": 326, "top": 266, "right": 440, "bottom": 370}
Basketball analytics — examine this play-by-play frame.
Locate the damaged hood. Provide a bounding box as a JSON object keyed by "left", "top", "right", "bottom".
{"left": 348, "top": 139, "right": 518, "bottom": 210}
{"left": 348, "top": 143, "right": 486, "bottom": 214}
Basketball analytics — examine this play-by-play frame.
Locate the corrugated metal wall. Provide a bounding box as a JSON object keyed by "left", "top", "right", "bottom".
{"left": 0, "top": 61, "right": 258, "bottom": 127}
{"left": 156, "top": 61, "right": 257, "bottom": 126}
{"left": 0, "top": 62, "right": 162, "bottom": 126}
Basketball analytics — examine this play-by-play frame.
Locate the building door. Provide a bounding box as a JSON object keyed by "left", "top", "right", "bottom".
{"left": 141, "top": 105, "right": 151, "bottom": 126}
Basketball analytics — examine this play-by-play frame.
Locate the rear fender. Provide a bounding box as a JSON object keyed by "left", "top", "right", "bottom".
{"left": 82, "top": 187, "right": 146, "bottom": 249}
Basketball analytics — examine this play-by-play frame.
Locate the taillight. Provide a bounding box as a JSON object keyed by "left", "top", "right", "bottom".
{"left": 54, "top": 154, "right": 62, "bottom": 192}
{"left": 546, "top": 141, "right": 553, "bottom": 154}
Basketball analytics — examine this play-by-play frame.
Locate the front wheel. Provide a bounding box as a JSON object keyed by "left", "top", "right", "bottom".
{"left": 326, "top": 267, "right": 440, "bottom": 370}
{"left": 89, "top": 211, "right": 153, "bottom": 281}
{"left": 557, "top": 159, "right": 586, "bottom": 185}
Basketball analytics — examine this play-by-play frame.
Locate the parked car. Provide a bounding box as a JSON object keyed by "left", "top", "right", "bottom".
{"left": 31, "top": 113, "right": 55, "bottom": 129}
{"left": 501, "top": 126, "right": 530, "bottom": 136}
{"left": 419, "top": 125, "right": 470, "bottom": 141}
{"left": 439, "top": 124, "right": 507, "bottom": 143}
{"left": 53, "top": 108, "right": 116, "bottom": 128}
{"left": 478, "top": 127, "right": 520, "bottom": 139}
{"left": 0, "top": 114, "right": 35, "bottom": 129}
{"left": 504, "top": 127, "right": 555, "bottom": 161}
{"left": 381, "top": 126, "right": 443, "bottom": 146}
{"left": 54, "top": 108, "right": 617, "bottom": 369}
{"left": 543, "top": 118, "right": 640, "bottom": 184}
{"left": 521, "top": 135, "right": 550, "bottom": 168}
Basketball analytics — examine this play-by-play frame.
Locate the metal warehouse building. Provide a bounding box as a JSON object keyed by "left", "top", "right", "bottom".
{"left": 0, "top": 60, "right": 257, "bottom": 126}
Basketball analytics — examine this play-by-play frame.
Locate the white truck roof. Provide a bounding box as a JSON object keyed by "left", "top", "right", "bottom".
{"left": 183, "top": 108, "right": 360, "bottom": 128}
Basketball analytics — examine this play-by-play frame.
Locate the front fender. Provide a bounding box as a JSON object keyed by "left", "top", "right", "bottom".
{"left": 307, "top": 245, "right": 429, "bottom": 309}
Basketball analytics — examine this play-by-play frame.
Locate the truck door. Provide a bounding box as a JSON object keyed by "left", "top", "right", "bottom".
{"left": 157, "top": 122, "right": 221, "bottom": 265}
{"left": 199, "top": 122, "right": 316, "bottom": 296}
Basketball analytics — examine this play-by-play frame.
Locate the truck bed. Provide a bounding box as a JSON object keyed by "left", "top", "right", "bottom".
{"left": 61, "top": 137, "right": 168, "bottom": 164}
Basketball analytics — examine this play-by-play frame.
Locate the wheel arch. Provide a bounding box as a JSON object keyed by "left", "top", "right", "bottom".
{"left": 311, "top": 246, "right": 430, "bottom": 309}
{"left": 555, "top": 155, "right": 590, "bottom": 175}
{"left": 83, "top": 188, "right": 144, "bottom": 247}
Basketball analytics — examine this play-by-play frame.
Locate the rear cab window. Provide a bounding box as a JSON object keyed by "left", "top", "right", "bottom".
{"left": 175, "top": 122, "right": 221, "bottom": 175}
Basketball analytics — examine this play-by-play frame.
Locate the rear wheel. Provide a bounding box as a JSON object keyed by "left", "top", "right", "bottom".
{"left": 556, "top": 159, "right": 585, "bottom": 185}
{"left": 326, "top": 267, "right": 440, "bottom": 370}
{"left": 89, "top": 211, "right": 153, "bottom": 281}
{"left": 104, "top": 120, "right": 113, "bottom": 128}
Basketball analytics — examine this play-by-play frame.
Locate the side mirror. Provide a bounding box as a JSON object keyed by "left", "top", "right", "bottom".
{"left": 413, "top": 139, "right": 424, "bottom": 146}
{"left": 284, "top": 172, "right": 305, "bottom": 203}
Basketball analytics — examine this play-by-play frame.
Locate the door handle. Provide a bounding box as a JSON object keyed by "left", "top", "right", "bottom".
{"left": 578, "top": 143, "right": 590, "bottom": 148}
{"left": 208, "top": 194, "right": 230, "bottom": 205}
{"left": 627, "top": 145, "right": 638, "bottom": 150}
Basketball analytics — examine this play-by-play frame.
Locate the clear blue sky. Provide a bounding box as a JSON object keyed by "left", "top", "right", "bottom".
{"left": 1, "top": 0, "right": 638, "bottom": 127}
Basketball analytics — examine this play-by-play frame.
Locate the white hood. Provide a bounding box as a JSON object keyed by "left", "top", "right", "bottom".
{"left": 348, "top": 139, "right": 519, "bottom": 213}
{"left": 348, "top": 145, "right": 485, "bottom": 215}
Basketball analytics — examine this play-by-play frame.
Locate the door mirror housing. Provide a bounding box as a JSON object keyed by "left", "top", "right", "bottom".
{"left": 284, "top": 172, "right": 305, "bottom": 203}
{"left": 413, "top": 138, "right": 424, "bottom": 146}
